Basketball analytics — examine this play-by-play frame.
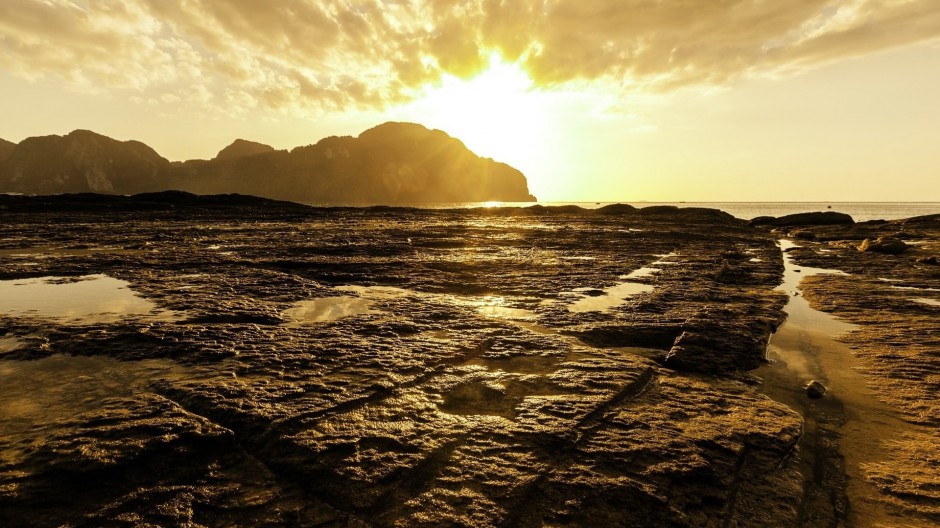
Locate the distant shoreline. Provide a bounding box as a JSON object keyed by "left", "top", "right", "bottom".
{"left": 2, "top": 191, "right": 938, "bottom": 222}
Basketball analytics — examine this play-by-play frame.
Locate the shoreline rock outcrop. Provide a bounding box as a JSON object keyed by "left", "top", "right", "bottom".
{"left": 0, "top": 199, "right": 804, "bottom": 527}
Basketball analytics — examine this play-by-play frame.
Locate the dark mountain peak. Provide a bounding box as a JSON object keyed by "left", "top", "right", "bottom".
{"left": 0, "top": 130, "right": 169, "bottom": 195}
{"left": 358, "top": 122, "right": 465, "bottom": 149}
{"left": 66, "top": 129, "right": 107, "bottom": 139}
{"left": 63, "top": 129, "right": 164, "bottom": 157}
{"left": 0, "top": 138, "right": 15, "bottom": 162}
{"left": 215, "top": 139, "right": 275, "bottom": 161}
{"left": 359, "top": 121, "right": 431, "bottom": 138}
{"left": 0, "top": 122, "right": 536, "bottom": 203}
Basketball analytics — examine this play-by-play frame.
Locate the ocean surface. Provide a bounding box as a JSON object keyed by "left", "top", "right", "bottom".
{"left": 367, "top": 202, "right": 940, "bottom": 223}
{"left": 579, "top": 202, "right": 939, "bottom": 222}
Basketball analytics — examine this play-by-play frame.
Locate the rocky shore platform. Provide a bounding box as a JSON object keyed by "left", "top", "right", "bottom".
{"left": 0, "top": 193, "right": 936, "bottom": 527}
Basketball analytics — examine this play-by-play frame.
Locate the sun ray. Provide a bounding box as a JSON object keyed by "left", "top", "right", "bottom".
{"left": 401, "top": 53, "right": 550, "bottom": 173}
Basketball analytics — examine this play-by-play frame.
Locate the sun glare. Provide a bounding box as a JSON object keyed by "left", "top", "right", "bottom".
{"left": 406, "top": 54, "right": 550, "bottom": 175}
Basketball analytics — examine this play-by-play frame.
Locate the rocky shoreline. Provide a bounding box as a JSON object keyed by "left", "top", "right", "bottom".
{"left": 0, "top": 194, "right": 937, "bottom": 527}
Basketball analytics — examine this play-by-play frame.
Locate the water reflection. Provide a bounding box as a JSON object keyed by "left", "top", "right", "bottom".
{"left": 775, "top": 241, "right": 854, "bottom": 336}
{"left": 283, "top": 287, "right": 540, "bottom": 324}
{"left": 0, "top": 336, "right": 24, "bottom": 355}
{"left": 0, "top": 274, "right": 175, "bottom": 324}
{"left": 620, "top": 267, "right": 660, "bottom": 280}
{"left": 0, "top": 354, "right": 189, "bottom": 434}
{"left": 476, "top": 300, "right": 538, "bottom": 320}
{"left": 282, "top": 296, "right": 381, "bottom": 323}
{"left": 567, "top": 282, "right": 655, "bottom": 312}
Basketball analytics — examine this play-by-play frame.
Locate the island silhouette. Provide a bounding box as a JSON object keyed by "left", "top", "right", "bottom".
{"left": 0, "top": 122, "right": 536, "bottom": 204}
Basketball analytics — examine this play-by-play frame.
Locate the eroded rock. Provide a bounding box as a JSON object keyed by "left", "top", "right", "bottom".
{"left": 858, "top": 237, "right": 909, "bottom": 254}
{"left": 0, "top": 197, "right": 813, "bottom": 526}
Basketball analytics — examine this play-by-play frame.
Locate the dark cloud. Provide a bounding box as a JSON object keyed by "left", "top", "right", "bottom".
{"left": 1, "top": 0, "right": 938, "bottom": 112}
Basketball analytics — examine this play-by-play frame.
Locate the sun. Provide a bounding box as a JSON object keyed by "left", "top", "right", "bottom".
{"left": 404, "top": 53, "right": 551, "bottom": 174}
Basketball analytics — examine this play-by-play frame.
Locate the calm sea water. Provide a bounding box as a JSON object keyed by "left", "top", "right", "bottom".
{"left": 419, "top": 202, "right": 940, "bottom": 222}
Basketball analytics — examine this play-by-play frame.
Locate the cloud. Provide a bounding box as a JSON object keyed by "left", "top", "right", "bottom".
{"left": 1, "top": 0, "right": 939, "bottom": 113}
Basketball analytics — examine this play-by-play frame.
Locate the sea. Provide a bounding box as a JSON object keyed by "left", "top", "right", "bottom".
{"left": 542, "top": 202, "right": 940, "bottom": 222}
{"left": 310, "top": 202, "right": 940, "bottom": 223}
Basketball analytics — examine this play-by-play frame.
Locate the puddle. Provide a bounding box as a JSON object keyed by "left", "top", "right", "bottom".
{"left": 891, "top": 285, "right": 940, "bottom": 292}
{"left": 0, "top": 354, "right": 191, "bottom": 435}
{"left": 912, "top": 298, "right": 940, "bottom": 307}
{"left": 568, "top": 282, "right": 654, "bottom": 312}
{"left": 760, "top": 239, "right": 915, "bottom": 526}
{"left": 0, "top": 354, "right": 199, "bottom": 469}
{"left": 620, "top": 266, "right": 660, "bottom": 280}
{"left": 773, "top": 241, "right": 853, "bottom": 336}
{"left": 0, "top": 336, "right": 24, "bottom": 355}
{"left": 281, "top": 285, "right": 415, "bottom": 324}
{"left": 336, "top": 285, "right": 414, "bottom": 298}
{"left": 470, "top": 296, "right": 538, "bottom": 320}
{"left": 282, "top": 297, "right": 382, "bottom": 323}
{"left": 0, "top": 274, "right": 177, "bottom": 324}
{"left": 565, "top": 255, "right": 668, "bottom": 312}
{"left": 284, "top": 286, "right": 541, "bottom": 324}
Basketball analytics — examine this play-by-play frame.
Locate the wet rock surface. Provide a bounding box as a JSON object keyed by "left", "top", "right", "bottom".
{"left": 758, "top": 213, "right": 940, "bottom": 526}
{"left": 803, "top": 380, "right": 827, "bottom": 399}
{"left": 856, "top": 236, "right": 909, "bottom": 255}
{"left": 0, "top": 196, "right": 884, "bottom": 527}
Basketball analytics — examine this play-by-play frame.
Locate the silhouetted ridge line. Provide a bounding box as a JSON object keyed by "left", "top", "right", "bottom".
{"left": 0, "top": 138, "right": 16, "bottom": 162}
{"left": 0, "top": 122, "right": 536, "bottom": 204}
{"left": 0, "top": 191, "right": 313, "bottom": 213}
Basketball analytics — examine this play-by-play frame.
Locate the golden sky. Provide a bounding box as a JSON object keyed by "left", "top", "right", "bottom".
{"left": 1, "top": 0, "right": 939, "bottom": 201}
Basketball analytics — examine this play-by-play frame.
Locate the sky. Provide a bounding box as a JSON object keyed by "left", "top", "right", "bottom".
{"left": 1, "top": 0, "right": 939, "bottom": 202}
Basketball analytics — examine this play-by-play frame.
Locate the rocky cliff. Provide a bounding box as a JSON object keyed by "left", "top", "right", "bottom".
{"left": 0, "top": 139, "right": 15, "bottom": 162}
{"left": 213, "top": 139, "right": 276, "bottom": 161}
{"left": 0, "top": 123, "right": 536, "bottom": 203}
{"left": 0, "top": 130, "right": 169, "bottom": 195}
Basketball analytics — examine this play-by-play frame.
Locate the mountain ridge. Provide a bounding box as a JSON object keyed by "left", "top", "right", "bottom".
{"left": 0, "top": 122, "right": 536, "bottom": 203}
{"left": 214, "top": 139, "right": 277, "bottom": 161}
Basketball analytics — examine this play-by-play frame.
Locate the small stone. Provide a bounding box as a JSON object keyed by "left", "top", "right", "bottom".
{"left": 805, "top": 380, "right": 828, "bottom": 399}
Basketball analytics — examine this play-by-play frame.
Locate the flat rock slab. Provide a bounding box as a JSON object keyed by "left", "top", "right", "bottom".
{"left": 0, "top": 202, "right": 805, "bottom": 526}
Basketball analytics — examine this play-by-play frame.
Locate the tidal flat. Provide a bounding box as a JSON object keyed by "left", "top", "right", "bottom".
{"left": 0, "top": 194, "right": 937, "bottom": 527}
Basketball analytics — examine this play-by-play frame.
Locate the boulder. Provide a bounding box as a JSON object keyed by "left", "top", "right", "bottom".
{"left": 858, "top": 237, "right": 909, "bottom": 255}
{"left": 767, "top": 212, "right": 855, "bottom": 227}
{"left": 595, "top": 203, "right": 637, "bottom": 215}
{"left": 790, "top": 229, "right": 816, "bottom": 240}
{"left": 749, "top": 215, "right": 776, "bottom": 226}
